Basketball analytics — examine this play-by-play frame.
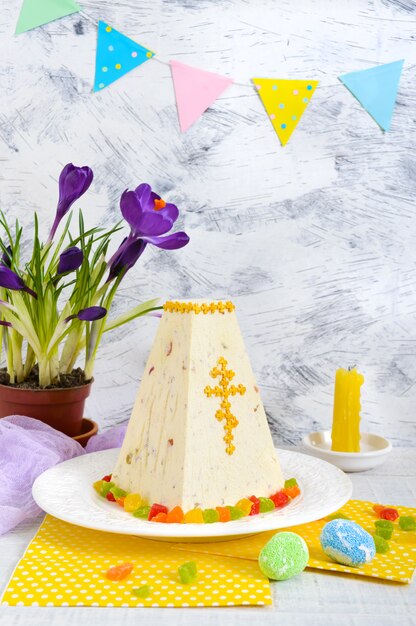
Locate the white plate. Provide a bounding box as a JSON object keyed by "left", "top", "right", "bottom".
{"left": 32, "top": 448, "right": 352, "bottom": 542}
{"left": 302, "top": 431, "right": 392, "bottom": 473}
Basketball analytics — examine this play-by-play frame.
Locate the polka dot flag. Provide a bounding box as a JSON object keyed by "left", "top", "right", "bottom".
{"left": 93, "top": 21, "right": 155, "bottom": 92}
{"left": 252, "top": 78, "right": 319, "bottom": 146}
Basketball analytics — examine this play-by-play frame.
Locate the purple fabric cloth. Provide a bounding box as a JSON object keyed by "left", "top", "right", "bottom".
{"left": 0, "top": 415, "right": 128, "bottom": 536}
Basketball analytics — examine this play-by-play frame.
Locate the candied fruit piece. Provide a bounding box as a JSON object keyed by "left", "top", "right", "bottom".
{"left": 216, "top": 506, "right": 231, "bottom": 522}
{"left": 151, "top": 512, "right": 167, "bottom": 523}
{"left": 379, "top": 508, "right": 399, "bottom": 522}
{"left": 116, "top": 497, "right": 125, "bottom": 507}
{"left": 326, "top": 513, "right": 350, "bottom": 521}
{"left": 178, "top": 561, "right": 197, "bottom": 584}
{"left": 148, "top": 503, "right": 168, "bottom": 521}
{"left": 375, "top": 519, "right": 394, "bottom": 530}
{"left": 102, "top": 475, "right": 112, "bottom": 482}
{"left": 373, "top": 534, "right": 389, "bottom": 554}
{"left": 228, "top": 506, "right": 245, "bottom": 520}
{"left": 132, "top": 585, "right": 151, "bottom": 598}
{"left": 248, "top": 496, "right": 260, "bottom": 516}
{"left": 106, "top": 562, "right": 134, "bottom": 581}
{"left": 258, "top": 497, "right": 275, "bottom": 513}
{"left": 373, "top": 504, "right": 385, "bottom": 516}
{"left": 399, "top": 515, "right": 416, "bottom": 531}
{"left": 133, "top": 505, "right": 151, "bottom": 519}
{"left": 106, "top": 492, "right": 116, "bottom": 502}
{"left": 202, "top": 508, "right": 220, "bottom": 523}
{"left": 374, "top": 527, "right": 393, "bottom": 540}
{"left": 124, "top": 493, "right": 142, "bottom": 513}
{"left": 374, "top": 521, "right": 394, "bottom": 540}
{"left": 99, "top": 481, "right": 115, "bottom": 497}
{"left": 93, "top": 480, "right": 104, "bottom": 494}
{"left": 282, "top": 485, "right": 301, "bottom": 499}
{"left": 235, "top": 498, "right": 253, "bottom": 516}
{"left": 166, "top": 506, "right": 185, "bottom": 524}
{"left": 184, "top": 508, "right": 204, "bottom": 523}
{"left": 284, "top": 478, "right": 298, "bottom": 488}
{"left": 270, "top": 491, "right": 289, "bottom": 509}
{"left": 110, "top": 486, "right": 128, "bottom": 499}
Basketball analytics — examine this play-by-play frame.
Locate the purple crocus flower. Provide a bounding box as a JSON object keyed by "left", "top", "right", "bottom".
{"left": 48, "top": 164, "right": 93, "bottom": 242}
{"left": 65, "top": 306, "right": 107, "bottom": 323}
{"left": 107, "top": 183, "right": 189, "bottom": 280}
{"left": 57, "top": 246, "right": 84, "bottom": 275}
{"left": 0, "top": 320, "right": 12, "bottom": 327}
{"left": 0, "top": 266, "right": 37, "bottom": 298}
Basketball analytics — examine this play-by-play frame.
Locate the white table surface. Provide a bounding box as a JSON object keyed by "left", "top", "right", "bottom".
{"left": 0, "top": 446, "right": 415, "bottom": 626}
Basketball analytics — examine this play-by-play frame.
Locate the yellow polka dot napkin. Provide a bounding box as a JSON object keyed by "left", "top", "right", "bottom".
{"left": 174, "top": 500, "right": 416, "bottom": 584}
{"left": 0, "top": 515, "right": 271, "bottom": 608}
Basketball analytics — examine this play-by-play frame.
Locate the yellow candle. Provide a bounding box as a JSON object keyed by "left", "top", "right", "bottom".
{"left": 331, "top": 367, "right": 364, "bottom": 452}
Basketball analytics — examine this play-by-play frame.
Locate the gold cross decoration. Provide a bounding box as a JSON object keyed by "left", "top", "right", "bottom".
{"left": 204, "top": 356, "right": 246, "bottom": 455}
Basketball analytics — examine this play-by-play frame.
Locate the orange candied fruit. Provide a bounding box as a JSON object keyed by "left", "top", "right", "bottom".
{"left": 215, "top": 506, "right": 231, "bottom": 522}
{"left": 184, "top": 508, "right": 204, "bottom": 523}
{"left": 151, "top": 512, "right": 167, "bottom": 523}
{"left": 373, "top": 504, "right": 385, "bottom": 516}
{"left": 106, "top": 562, "right": 134, "bottom": 581}
{"left": 282, "top": 485, "right": 301, "bottom": 499}
{"left": 116, "top": 497, "right": 125, "bottom": 507}
{"left": 166, "top": 506, "right": 184, "bottom": 523}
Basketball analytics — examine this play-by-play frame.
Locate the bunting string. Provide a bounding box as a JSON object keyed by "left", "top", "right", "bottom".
{"left": 13, "top": 3, "right": 410, "bottom": 147}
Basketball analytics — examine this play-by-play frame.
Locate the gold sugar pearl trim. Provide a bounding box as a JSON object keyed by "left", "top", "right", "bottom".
{"left": 204, "top": 356, "right": 246, "bottom": 455}
{"left": 163, "top": 300, "right": 235, "bottom": 314}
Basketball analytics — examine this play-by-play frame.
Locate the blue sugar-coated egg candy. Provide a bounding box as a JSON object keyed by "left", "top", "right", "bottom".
{"left": 258, "top": 532, "right": 309, "bottom": 581}
{"left": 320, "top": 519, "right": 375, "bottom": 567}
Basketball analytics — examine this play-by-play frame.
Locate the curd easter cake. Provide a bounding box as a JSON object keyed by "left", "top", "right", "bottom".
{"left": 94, "top": 299, "right": 300, "bottom": 523}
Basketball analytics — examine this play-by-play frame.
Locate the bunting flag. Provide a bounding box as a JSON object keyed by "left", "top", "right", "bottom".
{"left": 15, "top": 0, "right": 80, "bottom": 34}
{"left": 170, "top": 60, "right": 234, "bottom": 132}
{"left": 338, "top": 60, "right": 404, "bottom": 131}
{"left": 252, "top": 78, "right": 319, "bottom": 146}
{"left": 93, "top": 21, "right": 155, "bottom": 92}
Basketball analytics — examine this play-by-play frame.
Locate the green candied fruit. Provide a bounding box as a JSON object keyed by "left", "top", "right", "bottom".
{"left": 326, "top": 513, "right": 350, "bottom": 521}
{"left": 399, "top": 515, "right": 416, "bottom": 531}
{"left": 373, "top": 534, "right": 389, "bottom": 554}
{"left": 133, "top": 505, "right": 151, "bottom": 519}
{"left": 374, "top": 526, "right": 393, "bottom": 540}
{"left": 284, "top": 478, "right": 298, "bottom": 488}
{"left": 178, "top": 561, "right": 197, "bottom": 584}
{"left": 132, "top": 585, "right": 151, "bottom": 598}
{"left": 259, "top": 497, "right": 275, "bottom": 513}
{"left": 110, "top": 485, "right": 128, "bottom": 498}
{"left": 100, "top": 481, "right": 115, "bottom": 497}
{"left": 202, "top": 508, "right": 220, "bottom": 523}
{"left": 228, "top": 506, "right": 245, "bottom": 520}
{"left": 374, "top": 519, "right": 394, "bottom": 540}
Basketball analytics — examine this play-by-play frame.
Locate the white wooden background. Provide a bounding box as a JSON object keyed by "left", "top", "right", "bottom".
{"left": 0, "top": 0, "right": 415, "bottom": 446}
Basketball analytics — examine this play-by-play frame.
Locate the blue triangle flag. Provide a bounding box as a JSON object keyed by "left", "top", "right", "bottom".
{"left": 94, "top": 21, "right": 155, "bottom": 92}
{"left": 338, "top": 60, "right": 404, "bottom": 131}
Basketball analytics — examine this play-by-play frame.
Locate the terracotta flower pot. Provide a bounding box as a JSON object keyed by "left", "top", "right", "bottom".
{"left": 0, "top": 381, "right": 93, "bottom": 437}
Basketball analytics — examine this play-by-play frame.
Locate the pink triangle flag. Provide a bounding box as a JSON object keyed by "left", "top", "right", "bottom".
{"left": 170, "top": 60, "right": 233, "bottom": 132}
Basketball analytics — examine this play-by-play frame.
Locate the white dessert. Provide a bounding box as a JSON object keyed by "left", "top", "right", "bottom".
{"left": 112, "top": 300, "right": 284, "bottom": 510}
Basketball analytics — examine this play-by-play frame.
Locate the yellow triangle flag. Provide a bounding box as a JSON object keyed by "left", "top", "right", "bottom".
{"left": 252, "top": 78, "right": 319, "bottom": 146}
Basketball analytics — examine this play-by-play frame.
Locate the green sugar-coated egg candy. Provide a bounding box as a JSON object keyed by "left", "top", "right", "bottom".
{"left": 258, "top": 531, "right": 309, "bottom": 581}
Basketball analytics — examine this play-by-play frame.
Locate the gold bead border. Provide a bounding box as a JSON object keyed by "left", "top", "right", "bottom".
{"left": 163, "top": 300, "right": 235, "bottom": 314}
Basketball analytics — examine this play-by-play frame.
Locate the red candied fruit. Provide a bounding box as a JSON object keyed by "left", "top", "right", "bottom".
{"left": 148, "top": 503, "right": 168, "bottom": 521}
{"left": 106, "top": 492, "right": 116, "bottom": 502}
{"left": 379, "top": 508, "right": 399, "bottom": 521}
{"left": 248, "top": 496, "right": 260, "bottom": 516}
{"left": 270, "top": 491, "right": 290, "bottom": 508}
{"left": 102, "top": 475, "right": 112, "bottom": 482}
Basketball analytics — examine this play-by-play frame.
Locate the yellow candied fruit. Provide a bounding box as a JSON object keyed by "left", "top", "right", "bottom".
{"left": 93, "top": 480, "right": 103, "bottom": 493}
{"left": 184, "top": 508, "right": 204, "bottom": 523}
{"left": 235, "top": 498, "right": 253, "bottom": 516}
{"left": 124, "top": 493, "right": 142, "bottom": 512}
